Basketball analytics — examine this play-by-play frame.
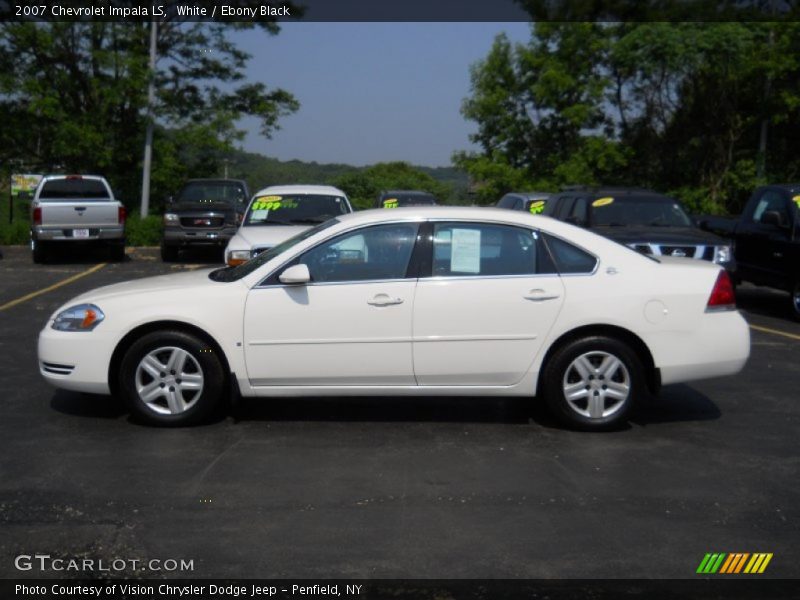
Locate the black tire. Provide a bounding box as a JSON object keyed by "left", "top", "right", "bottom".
{"left": 160, "top": 243, "right": 179, "bottom": 262}
{"left": 32, "top": 239, "right": 48, "bottom": 264}
{"left": 119, "top": 330, "right": 226, "bottom": 426}
{"left": 791, "top": 282, "right": 800, "bottom": 321}
{"left": 541, "top": 335, "right": 645, "bottom": 431}
{"left": 109, "top": 242, "right": 126, "bottom": 262}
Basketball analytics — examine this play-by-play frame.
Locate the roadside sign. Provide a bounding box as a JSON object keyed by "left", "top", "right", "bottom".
{"left": 9, "top": 173, "right": 43, "bottom": 223}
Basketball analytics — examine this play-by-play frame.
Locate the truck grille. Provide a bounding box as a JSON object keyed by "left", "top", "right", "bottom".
{"left": 628, "top": 243, "right": 713, "bottom": 261}
{"left": 180, "top": 217, "right": 225, "bottom": 228}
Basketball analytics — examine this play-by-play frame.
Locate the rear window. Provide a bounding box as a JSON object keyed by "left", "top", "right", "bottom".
{"left": 39, "top": 178, "right": 111, "bottom": 200}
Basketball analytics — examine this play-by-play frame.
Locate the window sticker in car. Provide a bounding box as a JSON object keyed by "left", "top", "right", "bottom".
{"left": 251, "top": 196, "right": 299, "bottom": 211}
{"left": 592, "top": 197, "right": 614, "bottom": 207}
{"left": 793, "top": 195, "right": 800, "bottom": 207}
{"left": 528, "top": 200, "right": 546, "bottom": 214}
{"left": 450, "top": 228, "right": 481, "bottom": 274}
{"left": 383, "top": 198, "right": 398, "bottom": 209}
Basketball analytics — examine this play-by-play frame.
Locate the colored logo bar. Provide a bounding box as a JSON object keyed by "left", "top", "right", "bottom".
{"left": 697, "top": 553, "right": 773, "bottom": 574}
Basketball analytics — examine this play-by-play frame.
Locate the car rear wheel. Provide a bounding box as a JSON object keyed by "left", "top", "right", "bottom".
{"left": 160, "top": 243, "right": 179, "bottom": 262}
{"left": 119, "top": 330, "right": 225, "bottom": 426}
{"left": 109, "top": 243, "right": 126, "bottom": 262}
{"left": 542, "top": 336, "right": 644, "bottom": 430}
{"left": 791, "top": 283, "right": 800, "bottom": 321}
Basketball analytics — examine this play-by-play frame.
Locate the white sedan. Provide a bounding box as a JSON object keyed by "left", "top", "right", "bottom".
{"left": 38, "top": 207, "right": 750, "bottom": 430}
{"left": 224, "top": 184, "right": 353, "bottom": 267}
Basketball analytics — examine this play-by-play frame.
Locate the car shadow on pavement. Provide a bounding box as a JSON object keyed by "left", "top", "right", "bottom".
{"left": 629, "top": 384, "right": 721, "bottom": 426}
{"left": 232, "top": 396, "right": 535, "bottom": 425}
{"left": 36, "top": 245, "right": 130, "bottom": 264}
{"left": 50, "top": 389, "right": 127, "bottom": 419}
{"left": 168, "top": 246, "right": 225, "bottom": 265}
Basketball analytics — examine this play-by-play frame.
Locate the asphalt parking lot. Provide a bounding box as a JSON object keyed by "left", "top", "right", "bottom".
{"left": 0, "top": 244, "right": 798, "bottom": 580}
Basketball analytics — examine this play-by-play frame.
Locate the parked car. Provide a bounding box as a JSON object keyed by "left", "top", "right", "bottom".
{"left": 38, "top": 206, "right": 749, "bottom": 429}
{"left": 496, "top": 192, "right": 552, "bottom": 215}
{"left": 161, "top": 179, "right": 250, "bottom": 262}
{"left": 376, "top": 190, "right": 438, "bottom": 209}
{"left": 30, "top": 174, "right": 126, "bottom": 263}
{"left": 224, "top": 184, "right": 353, "bottom": 266}
{"left": 544, "top": 187, "right": 735, "bottom": 272}
{"left": 699, "top": 184, "right": 800, "bottom": 318}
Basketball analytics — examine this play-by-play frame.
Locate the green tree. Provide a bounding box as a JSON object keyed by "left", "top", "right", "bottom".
{"left": 333, "top": 161, "right": 452, "bottom": 209}
{"left": 457, "top": 22, "right": 800, "bottom": 213}
{"left": 0, "top": 18, "right": 299, "bottom": 209}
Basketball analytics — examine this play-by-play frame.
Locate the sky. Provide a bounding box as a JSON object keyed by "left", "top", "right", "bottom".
{"left": 235, "top": 23, "right": 532, "bottom": 168}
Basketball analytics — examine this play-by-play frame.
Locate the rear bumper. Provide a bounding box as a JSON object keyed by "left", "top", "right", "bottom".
{"left": 163, "top": 227, "right": 237, "bottom": 246}
{"left": 33, "top": 226, "right": 124, "bottom": 241}
{"left": 648, "top": 310, "right": 750, "bottom": 385}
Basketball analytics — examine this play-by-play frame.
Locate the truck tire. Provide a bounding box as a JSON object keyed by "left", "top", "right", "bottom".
{"left": 32, "top": 240, "right": 48, "bottom": 264}
{"left": 161, "top": 243, "right": 179, "bottom": 262}
{"left": 109, "top": 242, "right": 126, "bottom": 262}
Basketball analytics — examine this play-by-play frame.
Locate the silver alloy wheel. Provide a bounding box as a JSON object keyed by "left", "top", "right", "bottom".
{"left": 134, "top": 346, "right": 204, "bottom": 415}
{"left": 562, "top": 351, "right": 631, "bottom": 420}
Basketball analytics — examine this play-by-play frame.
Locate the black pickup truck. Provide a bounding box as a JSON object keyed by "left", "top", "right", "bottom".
{"left": 699, "top": 184, "right": 800, "bottom": 318}
{"left": 161, "top": 179, "right": 249, "bottom": 261}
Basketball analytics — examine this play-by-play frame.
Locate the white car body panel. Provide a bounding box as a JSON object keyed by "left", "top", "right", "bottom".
{"left": 38, "top": 207, "right": 750, "bottom": 403}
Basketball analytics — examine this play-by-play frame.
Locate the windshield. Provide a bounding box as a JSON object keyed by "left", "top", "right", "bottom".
{"left": 209, "top": 219, "right": 340, "bottom": 282}
{"left": 378, "top": 194, "right": 438, "bottom": 209}
{"left": 177, "top": 182, "right": 247, "bottom": 206}
{"left": 590, "top": 196, "right": 693, "bottom": 227}
{"left": 245, "top": 194, "right": 350, "bottom": 226}
{"left": 39, "top": 178, "right": 110, "bottom": 200}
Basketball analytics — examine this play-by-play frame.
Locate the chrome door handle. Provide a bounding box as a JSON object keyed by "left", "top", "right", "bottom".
{"left": 367, "top": 294, "right": 404, "bottom": 307}
{"left": 523, "top": 289, "right": 560, "bottom": 302}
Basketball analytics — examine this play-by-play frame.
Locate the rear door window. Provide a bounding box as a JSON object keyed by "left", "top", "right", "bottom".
{"left": 542, "top": 233, "right": 598, "bottom": 274}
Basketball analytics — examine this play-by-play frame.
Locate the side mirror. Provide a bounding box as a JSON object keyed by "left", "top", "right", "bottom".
{"left": 762, "top": 210, "right": 787, "bottom": 229}
{"left": 279, "top": 263, "right": 311, "bottom": 284}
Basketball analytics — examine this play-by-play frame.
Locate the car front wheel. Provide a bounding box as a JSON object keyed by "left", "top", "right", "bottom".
{"left": 119, "top": 330, "right": 225, "bottom": 426}
{"left": 542, "top": 336, "right": 644, "bottom": 430}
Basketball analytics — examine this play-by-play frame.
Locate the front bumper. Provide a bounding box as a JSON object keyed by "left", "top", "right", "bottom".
{"left": 163, "top": 226, "right": 237, "bottom": 247}
{"left": 38, "top": 325, "right": 116, "bottom": 394}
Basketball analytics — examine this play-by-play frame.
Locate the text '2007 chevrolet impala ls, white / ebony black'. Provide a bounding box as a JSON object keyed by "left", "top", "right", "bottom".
{"left": 38, "top": 207, "right": 750, "bottom": 430}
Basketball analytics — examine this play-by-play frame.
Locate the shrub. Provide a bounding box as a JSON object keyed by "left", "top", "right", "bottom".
{"left": 125, "top": 214, "right": 163, "bottom": 246}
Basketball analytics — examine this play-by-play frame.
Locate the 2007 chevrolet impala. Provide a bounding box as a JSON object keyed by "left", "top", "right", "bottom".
{"left": 38, "top": 207, "right": 750, "bottom": 429}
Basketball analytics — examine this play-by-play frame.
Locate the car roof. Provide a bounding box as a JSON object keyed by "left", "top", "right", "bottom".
{"left": 759, "top": 183, "right": 800, "bottom": 194}
{"left": 381, "top": 190, "right": 436, "bottom": 196}
{"left": 185, "top": 178, "right": 247, "bottom": 185}
{"left": 254, "top": 184, "right": 347, "bottom": 197}
{"left": 42, "top": 174, "right": 107, "bottom": 181}
{"left": 504, "top": 191, "right": 552, "bottom": 199}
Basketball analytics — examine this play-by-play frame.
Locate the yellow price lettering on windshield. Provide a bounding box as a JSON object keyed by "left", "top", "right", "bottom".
{"left": 252, "top": 196, "right": 298, "bottom": 211}
{"left": 383, "top": 198, "right": 399, "bottom": 209}
{"left": 793, "top": 195, "right": 800, "bottom": 207}
{"left": 592, "top": 197, "right": 614, "bottom": 207}
{"left": 528, "top": 200, "right": 546, "bottom": 214}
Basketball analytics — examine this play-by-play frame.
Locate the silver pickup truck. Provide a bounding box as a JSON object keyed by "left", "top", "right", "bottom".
{"left": 30, "top": 175, "right": 126, "bottom": 263}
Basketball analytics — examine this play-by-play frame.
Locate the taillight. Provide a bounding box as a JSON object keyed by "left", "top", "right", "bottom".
{"left": 118, "top": 206, "right": 126, "bottom": 224}
{"left": 706, "top": 270, "right": 736, "bottom": 311}
{"left": 33, "top": 207, "right": 42, "bottom": 225}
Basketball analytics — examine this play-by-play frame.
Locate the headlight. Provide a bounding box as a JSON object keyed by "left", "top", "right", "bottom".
{"left": 52, "top": 304, "right": 105, "bottom": 332}
{"left": 163, "top": 213, "right": 179, "bottom": 226}
{"left": 714, "top": 245, "right": 732, "bottom": 265}
{"left": 227, "top": 250, "right": 251, "bottom": 267}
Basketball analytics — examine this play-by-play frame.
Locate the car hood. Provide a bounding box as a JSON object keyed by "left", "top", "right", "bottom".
{"left": 591, "top": 226, "right": 726, "bottom": 245}
{"left": 67, "top": 268, "right": 221, "bottom": 305}
{"left": 232, "top": 225, "right": 311, "bottom": 249}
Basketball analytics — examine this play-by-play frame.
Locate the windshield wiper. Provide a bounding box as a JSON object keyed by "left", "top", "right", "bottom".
{"left": 254, "top": 219, "right": 294, "bottom": 225}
